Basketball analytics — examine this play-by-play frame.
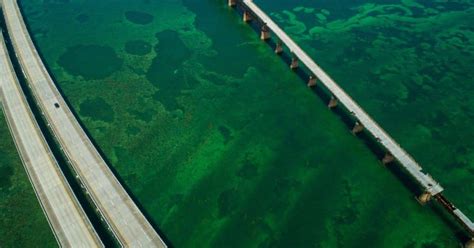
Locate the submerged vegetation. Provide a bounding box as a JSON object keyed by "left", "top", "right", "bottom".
{"left": 0, "top": 0, "right": 471, "bottom": 247}
{"left": 261, "top": 0, "right": 474, "bottom": 220}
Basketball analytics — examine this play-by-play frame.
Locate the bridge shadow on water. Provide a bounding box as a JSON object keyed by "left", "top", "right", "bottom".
{"left": 2, "top": 2, "right": 173, "bottom": 246}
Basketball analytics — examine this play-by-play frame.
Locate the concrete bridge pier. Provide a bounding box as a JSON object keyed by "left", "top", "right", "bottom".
{"left": 328, "top": 96, "right": 338, "bottom": 108}
{"left": 228, "top": 0, "right": 236, "bottom": 7}
{"left": 232, "top": 0, "right": 474, "bottom": 239}
{"left": 382, "top": 152, "right": 394, "bottom": 165}
{"left": 290, "top": 56, "right": 299, "bottom": 70}
{"left": 275, "top": 40, "right": 283, "bottom": 54}
{"left": 465, "top": 239, "right": 474, "bottom": 248}
{"left": 261, "top": 24, "right": 271, "bottom": 40}
{"left": 307, "top": 75, "right": 317, "bottom": 87}
{"left": 416, "top": 192, "right": 432, "bottom": 205}
{"left": 243, "top": 11, "right": 252, "bottom": 22}
{"left": 352, "top": 121, "right": 364, "bottom": 134}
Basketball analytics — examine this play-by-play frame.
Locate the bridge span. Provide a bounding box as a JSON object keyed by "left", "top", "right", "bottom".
{"left": 1, "top": 0, "right": 166, "bottom": 246}
{"left": 0, "top": 32, "right": 102, "bottom": 247}
{"left": 230, "top": 0, "right": 474, "bottom": 240}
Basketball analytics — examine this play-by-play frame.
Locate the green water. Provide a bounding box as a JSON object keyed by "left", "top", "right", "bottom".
{"left": 257, "top": 0, "right": 474, "bottom": 227}
{"left": 0, "top": 108, "right": 56, "bottom": 246}
{"left": 1, "top": 0, "right": 468, "bottom": 247}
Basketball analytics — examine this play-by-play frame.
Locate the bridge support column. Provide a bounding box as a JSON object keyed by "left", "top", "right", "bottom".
{"left": 352, "top": 121, "right": 364, "bottom": 134}
{"left": 228, "top": 0, "right": 236, "bottom": 7}
{"left": 416, "top": 192, "right": 432, "bottom": 205}
{"left": 290, "top": 56, "right": 299, "bottom": 70}
{"left": 243, "top": 11, "right": 252, "bottom": 22}
{"left": 382, "top": 152, "right": 394, "bottom": 165}
{"left": 275, "top": 41, "right": 283, "bottom": 54}
{"left": 328, "top": 96, "right": 338, "bottom": 108}
{"left": 261, "top": 25, "right": 271, "bottom": 40}
{"left": 465, "top": 239, "right": 474, "bottom": 248}
{"left": 307, "top": 75, "right": 317, "bottom": 87}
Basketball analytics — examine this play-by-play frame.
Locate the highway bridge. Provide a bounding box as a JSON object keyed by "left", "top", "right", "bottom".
{"left": 1, "top": 0, "right": 166, "bottom": 246}
{"left": 0, "top": 32, "right": 103, "bottom": 247}
{"left": 230, "top": 0, "right": 474, "bottom": 243}
{"left": 1, "top": 0, "right": 471, "bottom": 245}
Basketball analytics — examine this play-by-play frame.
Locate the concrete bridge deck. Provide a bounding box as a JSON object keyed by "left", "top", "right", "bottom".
{"left": 238, "top": 0, "right": 473, "bottom": 236}
{"left": 1, "top": 0, "right": 167, "bottom": 246}
{"left": 0, "top": 32, "right": 102, "bottom": 247}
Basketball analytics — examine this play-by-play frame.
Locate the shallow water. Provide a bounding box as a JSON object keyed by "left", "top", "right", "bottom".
{"left": 1, "top": 0, "right": 471, "bottom": 246}
{"left": 256, "top": 0, "right": 474, "bottom": 224}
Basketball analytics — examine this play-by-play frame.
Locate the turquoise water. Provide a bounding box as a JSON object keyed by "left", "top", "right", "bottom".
{"left": 0, "top": 0, "right": 471, "bottom": 246}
